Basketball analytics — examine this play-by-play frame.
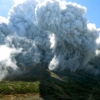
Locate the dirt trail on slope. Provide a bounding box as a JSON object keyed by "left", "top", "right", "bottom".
{"left": 0, "top": 93, "right": 44, "bottom": 100}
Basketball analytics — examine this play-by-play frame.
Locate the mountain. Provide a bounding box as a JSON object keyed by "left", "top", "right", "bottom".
{"left": 0, "top": 63, "right": 100, "bottom": 100}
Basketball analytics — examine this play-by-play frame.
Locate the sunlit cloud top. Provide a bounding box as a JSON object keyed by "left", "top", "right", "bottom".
{"left": 13, "top": 0, "right": 27, "bottom": 4}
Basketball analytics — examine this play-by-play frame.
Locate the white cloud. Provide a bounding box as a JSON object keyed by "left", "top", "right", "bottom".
{"left": 13, "top": 0, "right": 26, "bottom": 4}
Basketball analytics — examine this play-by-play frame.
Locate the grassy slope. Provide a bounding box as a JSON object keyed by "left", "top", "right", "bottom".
{"left": 0, "top": 68, "right": 100, "bottom": 100}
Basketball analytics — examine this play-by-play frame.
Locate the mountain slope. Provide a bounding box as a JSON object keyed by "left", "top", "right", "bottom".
{"left": 0, "top": 65, "right": 100, "bottom": 100}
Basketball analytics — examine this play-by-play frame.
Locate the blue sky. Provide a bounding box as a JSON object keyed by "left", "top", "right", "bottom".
{"left": 0, "top": 0, "right": 100, "bottom": 28}
{"left": 0, "top": 0, "right": 14, "bottom": 17}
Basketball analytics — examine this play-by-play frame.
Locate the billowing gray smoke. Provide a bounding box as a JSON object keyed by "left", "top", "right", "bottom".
{"left": 36, "top": 0, "right": 99, "bottom": 71}
{"left": 0, "top": 0, "right": 100, "bottom": 80}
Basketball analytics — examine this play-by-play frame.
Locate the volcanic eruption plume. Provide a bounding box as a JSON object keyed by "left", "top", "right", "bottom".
{"left": 0, "top": 0, "right": 100, "bottom": 80}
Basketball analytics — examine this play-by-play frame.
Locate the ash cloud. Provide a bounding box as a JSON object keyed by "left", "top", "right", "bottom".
{"left": 36, "top": 0, "right": 99, "bottom": 72}
{"left": 0, "top": 0, "right": 100, "bottom": 80}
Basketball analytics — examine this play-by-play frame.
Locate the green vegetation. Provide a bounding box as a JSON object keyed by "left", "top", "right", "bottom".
{"left": 0, "top": 81, "right": 40, "bottom": 94}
